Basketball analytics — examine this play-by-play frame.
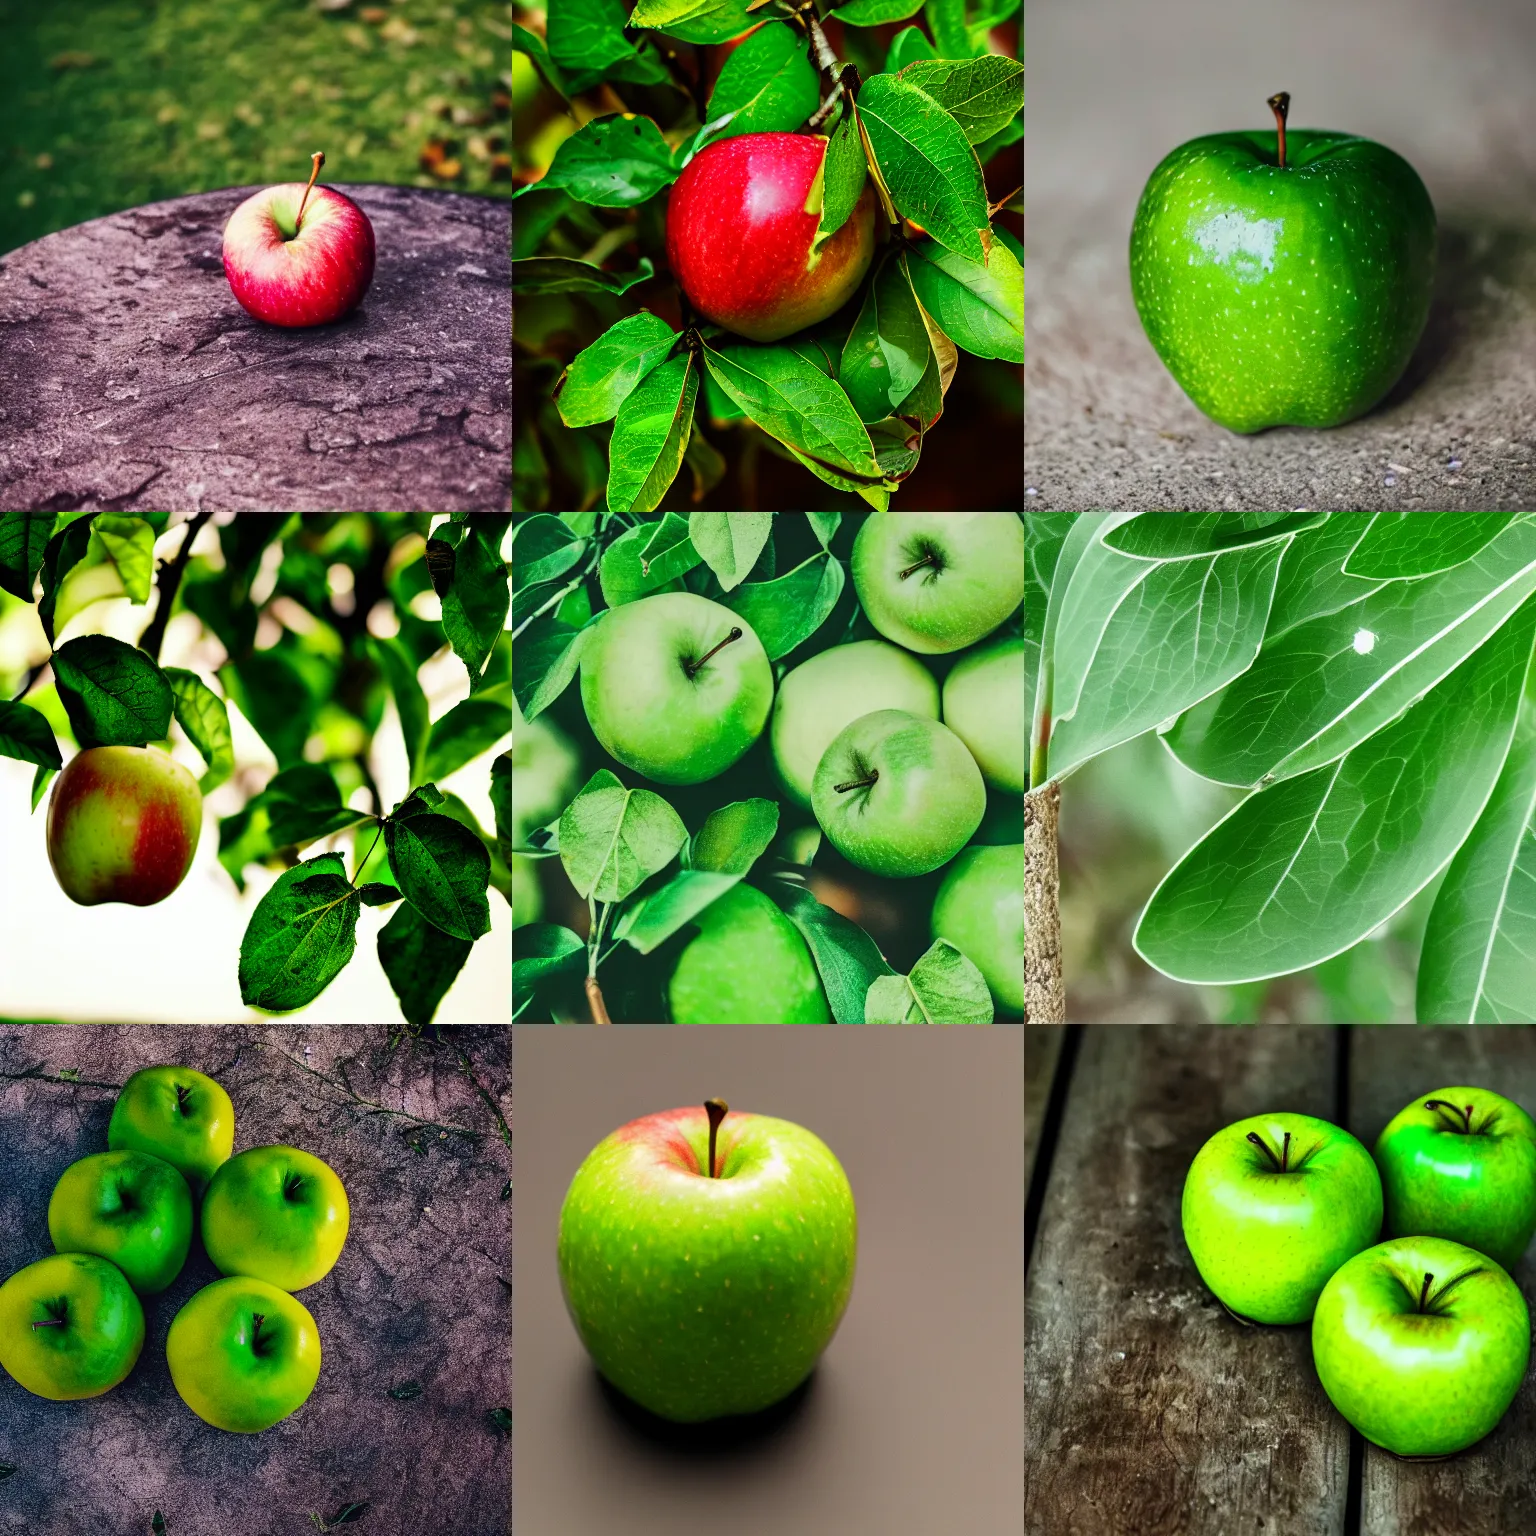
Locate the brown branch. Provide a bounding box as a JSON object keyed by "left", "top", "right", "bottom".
{"left": 140, "top": 511, "right": 213, "bottom": 662}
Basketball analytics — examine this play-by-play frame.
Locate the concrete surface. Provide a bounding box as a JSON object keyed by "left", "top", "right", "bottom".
{"left": 0, "top": 1025, "right": 510, "bottom": 1535}
{"left": 1025, "top": 0, "right": 1536, "bottom": 509}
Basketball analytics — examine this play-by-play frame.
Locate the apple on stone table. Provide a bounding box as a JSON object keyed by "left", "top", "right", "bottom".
{"left": 0, "top": 1252, "right": 145, "bottom": 1401}
{"left": 1374, "top": 1087, "right": 1536, "bottom": 1273}
{"left": 1312, "top": 1235, "right": 1530, "bottom": 1457}
{"left": 223, "top": 150, "right": 376, "bottom": 328}
{"left": 47, "top": 1149, "right": 194, "bottom": 1296}
{"left": 1181, "top": 1111, "right": 1382, "bottom": 1324}
{"left": 558, "top": 1098, "right": 856, "bottom": 1422}
{"left": 167, "top": 1276, "right": 322, "bottom": 1433}
{"left": 1130, "top": 91, "right": 1436, "bottom": 432}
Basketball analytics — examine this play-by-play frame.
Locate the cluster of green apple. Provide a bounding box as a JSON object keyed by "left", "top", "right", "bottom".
{"left": 576, "top": 513, "right": 1027, "bottom": 1022}
{"left": 0, "top": 1064, "right": 350, "bottom": 1434}
{"left": 1181, "top": 1086, "right": 1535, "bottom": 1457}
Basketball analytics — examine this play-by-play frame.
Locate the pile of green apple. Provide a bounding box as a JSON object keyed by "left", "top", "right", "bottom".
{"left": 576, "top": 513, "right": 1027, "bottom": 1022}
{"left": 0, "top": 1064, "right": 349, "bottom": 1434}
{"left": 1181, "top": 1086, "right": 1535, "bottom": 1457}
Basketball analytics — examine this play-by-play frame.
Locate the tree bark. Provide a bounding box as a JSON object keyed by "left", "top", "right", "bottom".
{"left": 1024, "top": 780, "right": 1065, "bottom": 1024}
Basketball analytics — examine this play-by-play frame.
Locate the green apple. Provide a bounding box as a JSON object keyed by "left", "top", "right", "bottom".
{"left": 0, "top": 1252, "right": 145, "bottom": 1400}
{"left": 512, "top": 697, "right": 581, "bottom": 843}
{"left": 770, "top": 640, "right": 939, "bottom": 810}
{"left": 580, "top": 592, "right": 773, "bottom": 785}
{"left": 668, "top": 883, "right": 831, "bottom": 1024}
{"left": 107, "top": 1064, "right": 235, "bottom": 1196}
{"left": 850, "top": 513, "right": 1025, "bottom": 655}
{"left": 1312, "top": 1236, "right": 1530, "bottom": 1457}
{"left": 1373, "top": 1088, "right": 1536, "bottom": 1272}
{"left": 931, "top": 844, "right": 1024, "bottom": 1015}
{"left": 1182, "top": 1112, "right": 1382, "bottom": 1324}
{"left": 1130, "top": 91, "right": 1436, "bottom": 433}
{"left": 812, "top": 709, "right": 984, "bottom": 877}
{"left": 47, "top": 1150, "right": 193, "bottom": 1296}
{"left": 46, "top": 745, "right": 202, "bottom": 906}
{"left": 201, "top": 1146, "right": 350, "bottom": 1292}
{"left": 558, "top": 1099, "right": 857, "bottom": 1421}
{"left": 942, "top": 637, "right": 1025, "bottom": 793}
{"left": 166, "top": 1276, "right": 322, "bottom": 1433}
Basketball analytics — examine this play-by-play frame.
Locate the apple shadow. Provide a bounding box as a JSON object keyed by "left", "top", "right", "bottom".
{"left": 589, "top": 1366, "right": 819, "bottom": 1462}
{"left": 1375, "top": 218, "right": 1536, "bottom": 414}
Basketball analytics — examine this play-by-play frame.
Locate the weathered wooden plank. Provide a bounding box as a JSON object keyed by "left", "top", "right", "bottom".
{"left": 1025, "top": 1025, "right": 1064, "bottom": 1194}
{"left": 1351, "top": 1026, "right": 1536, "bottom": 1535}
{"left": 1025, "top": 1025, "right": 1350, "bottom": 1536}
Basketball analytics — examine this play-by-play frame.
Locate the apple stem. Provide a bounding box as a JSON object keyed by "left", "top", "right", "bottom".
{"left": 252, "top": 1312, "right": 266, "bottom": 1350}
{"left": 1424, "top": 1098, "right": 1475, "bottom": 1133}
{"left": 1267, "top": 92, "right": 1290, "bottom": 170}
{"left": 834, "top": 772, "right": 879, "bottom": 793}
{"left": 898, "top": 553, "right": 939, "bottom": 581}
{"left": 686, "top": 629, "right": 742, "bottom": 679}
{"left": 31, "top": 1318, "right": 65, "bottom": 1329}
{"left": 1418, "top": 1273, "right": 1434, "bottom": 1312}
{"left": 705, "top": 1097, "right": 728, "bottom": 1178}
{"left": 1245, "top": 1130, "right": 1286, "bottom": 1172}
{"left": 1281, "top": 1131, "right": 1291, "bottom": 1172}
{"left": 295, "top": 151, "right": 326, "bottom": 231}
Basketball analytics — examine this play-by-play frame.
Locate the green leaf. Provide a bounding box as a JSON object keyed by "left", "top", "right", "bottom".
{"left": 438, "top": 527, "right": 512, "bottom": 690}
{"left": 701, "top": 341, "right": 884, "bottom": 486}
{"left": 922, "top": 0, "right": 970, "bottom": 60}
{"left": 512, "top": 21, "right": 568, "bottom": 97}
{"left": 513, "top": 922, "right": 585, "bottom": 1018}
{"left": 87, "top": 514, "right": 156, "bottom": 604}
{"left": 492, "top": 751, "right": 511, "bottom": 864}
{"left": 1136, "top": 602, "right": 1536, "bottom": 985}
{"left": 31, "top": 764, "right": 57, "bottom": 811}
{"left": 689, "top": 798, "right": 780, "bottom": 874}
{"left": 973, "top": 113, "right": 1022, "bottom": 165}
{"left": 856, "top": 74, "right": 989, "bottom": 262}
{"left": 163, "top": 667, "right": 234, "bottom": 792}
{"left": 721, "top": 550, "right": 845, "bottom": 659}
{"left": 640, "top": 511, "right": 705, "bottom": 586}
{"left": 558, "top": 769, "right": 688, "bottom": 903}
{"left": 864, "top": 940, "right": 994, "bottom": 1024}
{"left": 599, "top": 517, "right": 688, "bottom": 606}
{"left": 1105, "top": 512, "right": 1332, "bottom": 560}
{"left": 687, "top": 512, "right": 773, "bottom": 592}
{"left": 839, "top": 252, "right": 931, "bottom": 422}
{"left": 556, "top": 312, "right": 677, "bottom": 428}
{"left": 36, "top": 515, "right": 94, "bottom": 643}
{"left": 628, "top": 0, "right": 756, "bottom": 44}
{"left": 0, "top": 698, "right": 62, "bottom": 770}
{"left": 613, "top": 868, "right": 742, "bottom": 952}
{"left": 238, "top": 854, "right": 360, "bottom": 1013}
{"left": 700, "top": 22, "right": 819, "bottom": 143}
{"left": 51, "top": 634, "right": 174, "bottom": 748}
{"left": 378, "top": 903, "right": 474, "bottom": 1026}
{"left": 512, "top": 610, "right": 589, "bottom": 720}
{"left": 423, "top": 696, "right": 513, "bottom": 782}
{"left": 513, "top": 255, "right": 656, "bottom": 295}
{"left": 370, "top": 636, "right": 431, "bottom": 783}
{"left": 386, "top": 813, "right": 493, "bottom": 942}
{"left": 0, "top": 513, "right": 55, "bottom": 600}
{"left": 812, "top": 108, "right": 868, "bottom": 250}
{"left": 1345, "top": 512, "right": 1523, "bottom": 580}
{"left": 605, "top": 354, "right": 698, "bottom": 514}
{"left": 516, "top": 114, "right": 678, "bottom": 206}
{"left": 831, "top": 0, "right": 923, "bottom": 26}
{"left": 906, "top": 237, "right": 1023, "bottom": 363}
{"left": 1417, "top": 672, "right": 1536, "bottom": 1023}
{"left": 883, "top": 25, "right": 935, "bottom": 72}
{"left": 898, "top": 56, "right": 1023, "bottom": 144}
{"left": 760, "top": 881, "right": 896, "bottom": 1024}
{"left": 547, "top": 0, "right": 667, "bottom": 92}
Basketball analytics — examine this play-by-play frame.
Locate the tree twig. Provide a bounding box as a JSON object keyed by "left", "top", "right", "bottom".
{"left": 140, "top": 512, "right": 214, "bottom": 662}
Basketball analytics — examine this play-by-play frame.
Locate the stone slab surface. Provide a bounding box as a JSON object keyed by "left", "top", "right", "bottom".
{"left": 0, "top": 1024, "right": 510, "bottom": 1535}
{"left": 0, "top": 187, "right": 511, "bottom": 513}
{"left": 1025, "top": 0, "right": 1536, "bottom": 510}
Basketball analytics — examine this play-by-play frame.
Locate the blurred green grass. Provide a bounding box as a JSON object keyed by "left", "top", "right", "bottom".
{"left": 0, "top": 0, "right": 512, "bottom": 255}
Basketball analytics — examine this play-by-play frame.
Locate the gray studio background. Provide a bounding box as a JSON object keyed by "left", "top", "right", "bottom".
{"left": 512, "top": 1026, "right": 1024, "bottom": 1536}
{"left": 1025, "top": 0, "right": 1536, "bottom": 509}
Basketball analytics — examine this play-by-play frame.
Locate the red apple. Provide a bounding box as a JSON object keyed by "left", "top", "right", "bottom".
{"left": 666, "top": 132, "right": 876, "bottom": 343}
{"left": 222, "top": 151, "right": 376, "bottom": 328}
{"left": 47, "top": 746, "right": 202, "bottom": 907}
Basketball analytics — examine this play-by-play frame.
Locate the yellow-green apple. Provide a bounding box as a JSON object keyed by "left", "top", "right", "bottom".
{"left": 0, "top": 1253, "right": 145, "bottom": 1400}
{"left": 1312, "top": 1236, "right": 1530, "bottom": 1456}
{"left": 931, "top": 844, "right": 1024, "bottom": 1015}
{"left": 166, "top": 1276, "right": 322, "bottom": 1432}
{"left": 942, "top": 637, "right": 1026, "bottom": 793}
{"left": 108, "top": 1064, "right": 235, "bottom": 1196}
{"left": 222, "top": 151, "right": 376, "bottom": 328}
{"left": 558, "top": 1099, "right": 857, "bottom": 1421}
{"left": 669, "top": 884, "right": 831, "bottom": 1024}
{"left": 46, "top": 745, "right": 202, "bottom": 906}
{"left": 580, "top": 592, "right": 773, "bottom": 784}
{"left": 1182, "top": 1112, "right": 1382, "bottom": 1324}
{"left": 47, "top": 1150, "right": 193, "bottom": 1296}
{"left": 1373, "top": 1088, "right": 1536, "bottom": 1272}
{"left": 665, "top": 132, "right": 877, "bottom": 342}
{"left": 852, "top": 513, "right": 1025, "bottom": 654}
{"left": 201, "top": 1146, "right": 350, "bottom": 1292}
{"left": 770, "top": 639, "right": 939, "bottom": 810}
{"left": 812, "top": 709, "right": 984, "bottom": 877}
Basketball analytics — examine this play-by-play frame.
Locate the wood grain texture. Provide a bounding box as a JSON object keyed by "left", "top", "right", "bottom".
{"left": 0, "top": 186, "right": 509, "bottom": 512}
{"left": 1351, "top": 1027, "right": 1536, "bottom": 1535}
{"left": 1025, "top": 1025, "right": 1350, "bottom": 1536}
{"left": 1025, "top": 1025, "right": 1063, "bottom": 1193}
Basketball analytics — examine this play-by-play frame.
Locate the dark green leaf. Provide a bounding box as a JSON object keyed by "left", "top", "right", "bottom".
{"left": 628, "top": 0, "right": 754, "bottom": 43}
{"left": 378, "top": 903, "right": 475, "bottom": 1026}
{"left": 700, "top": 22, "right": 818, "bottom": 143}
{"left": 906, "top": 237, "right": 1023, "bottom": 363}
{"left": 52, "top": 635, "right": 174, "bottom": 748}
{"left": 238, "top": 854, "right": 360, "bottom": 1013}
{"left": 423, "top": 696, "right": 513, "bottom": 783}
{"left": 606, "top": 354, "right": 698, "bottom": 514}
{"left": 516, "top": 115, "right": 678, "bottom": 207}
{"left": 0, "top": 513, "right": 55, "bottom": 600}
{"left": 0, "top": 698, "right": 62, "bottom": 769}
{"left": 513, "top": 255, "right": 656, "bottom": 295}
{"left": 839, "top": 252, "right": 931, "bottom": 422}
{"left": 386, "top": 814, "right": 493, "bottom": 941}
{"left": 163, "top": 667, "right": 234, "bottom": 792}
{"left": 555, "top": 313, "right": 678, "bottom": 428}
